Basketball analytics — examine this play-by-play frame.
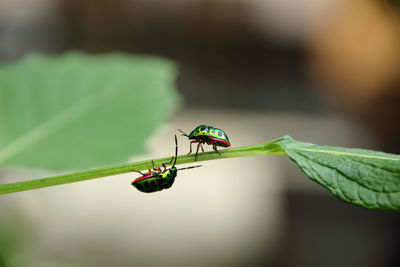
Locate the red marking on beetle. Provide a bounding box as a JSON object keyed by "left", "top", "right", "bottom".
{"left": 209, "top": 138, "right": 231, "bottom": 147}
{"left": 134, "top": 173, "right": 155, "bottom": 183}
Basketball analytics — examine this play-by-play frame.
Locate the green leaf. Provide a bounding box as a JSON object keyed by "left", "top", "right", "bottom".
{"left": 0, "top": 52, "right": 179, "bottom": 170}
{"left": 277, "top": 136, "right": 400, "bottom": 210}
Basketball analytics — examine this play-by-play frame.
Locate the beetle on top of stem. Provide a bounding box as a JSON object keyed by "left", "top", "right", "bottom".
{"left": 179, "top": 125, "right": 231, "bottom": 161}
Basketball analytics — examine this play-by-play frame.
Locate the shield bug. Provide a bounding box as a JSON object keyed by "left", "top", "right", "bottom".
{"left": 178, "top": 125, "right": 231, "bottom": 161}
{"left": 132, "top": 135, "right": 201, "bottom": 193}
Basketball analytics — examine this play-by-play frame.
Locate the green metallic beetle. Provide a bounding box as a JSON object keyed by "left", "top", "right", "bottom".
{"left": 179, "top": 125, "right": 231, "bottom": 161}
{"left": 132, "top": 135, "right": 201, "bottom": 193}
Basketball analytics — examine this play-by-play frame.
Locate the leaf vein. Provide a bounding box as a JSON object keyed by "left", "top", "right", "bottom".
{"left": 293, "top": 148, "right": 400, "bottom": 161}
{"left": 296, "top": 153, "right": 400, "bottom": 194}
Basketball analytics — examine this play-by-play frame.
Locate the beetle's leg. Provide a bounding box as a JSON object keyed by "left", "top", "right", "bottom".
{"left": 161, "top": 156, "right": 174, "bottom": 170}
{"left": 188, "top": 141, "right": 197, "bottom": 154}
{"left": 163, "top": 156, "right": 174, "bottom": 165}
{"left": 133, "top": 170, "right": 146, "bottom": 176}
{"left": 150, "top": 162, "right": 160, "bottom": 173}
{"left": 200, "top": 143, "right": 205, "bottom": 152}
{"left": 213, "top": 144, "right": 221, "bottom": 155}
{"left": 167, "top": 157, "right": 174, "bottom": 164}
{"left": 194, "top": 142, "right": 202, "bottom": 161}
{"left": 150, "top": 160, "right": 156, "bottom": 172}
{"left": 151, "top": 160, "right": 163, "bottom": 172}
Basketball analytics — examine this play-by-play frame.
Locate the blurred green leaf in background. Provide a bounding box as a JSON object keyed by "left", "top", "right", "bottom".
{"left": 0, "top": 52, "right": 179, "bottom": 170}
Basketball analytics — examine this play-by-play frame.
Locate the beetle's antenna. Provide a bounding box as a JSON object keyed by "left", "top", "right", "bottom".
{"left": 178, "top": 129, "right": 188, "bottom": 137}
{"left": 177, "top": 165, "right": 202, "bottom": 171}
{"left": 173, "top": 134, "right": 178, "bottom": 167}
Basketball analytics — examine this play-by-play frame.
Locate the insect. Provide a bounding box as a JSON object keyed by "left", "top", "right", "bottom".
{"left": 178, "top": 125, "right": 231, "bottom": 161}
{"left": 132, "top": 135, "right": 201, "bottom": 193}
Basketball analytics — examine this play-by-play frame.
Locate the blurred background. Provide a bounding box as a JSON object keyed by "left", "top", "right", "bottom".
{"left": 1, "top": 0, "right": 400, "bottom": 266}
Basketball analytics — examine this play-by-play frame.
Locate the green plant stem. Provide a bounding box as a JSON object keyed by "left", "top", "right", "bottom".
{"left": 0, "top": 137, "right": 287, "bottom": 194}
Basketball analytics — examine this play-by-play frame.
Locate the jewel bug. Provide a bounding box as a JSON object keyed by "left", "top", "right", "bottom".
{"left": 132, "top": 135, "right": 201, "bottom": 193}
{"left": 178, "top": 125, "right": 231, "bottom": 161}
